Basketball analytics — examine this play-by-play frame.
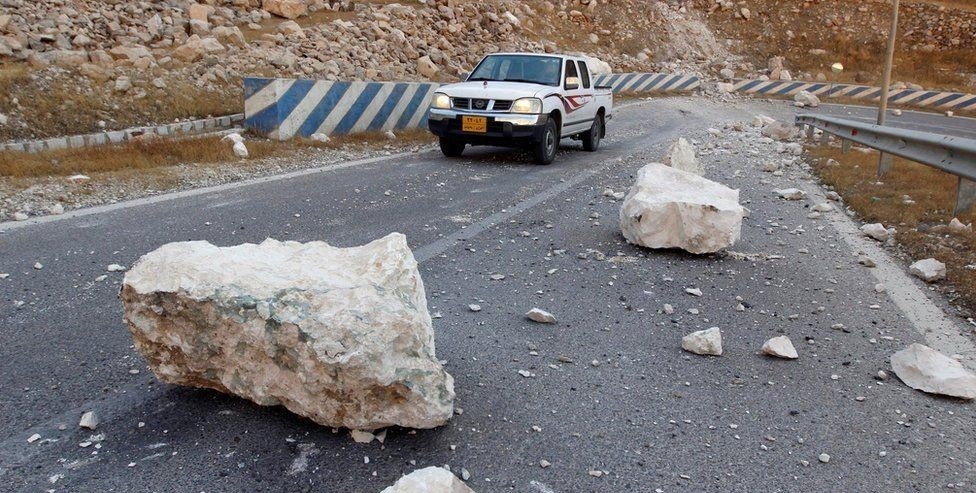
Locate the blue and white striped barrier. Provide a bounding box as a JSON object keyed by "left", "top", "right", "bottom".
{"left": 244, "top": 77, "right": 440, "bottom": 140}
{"left": 732, "top": 79, "right": 976, "bottom": 111}
{"left": 593, "top": 73, "right": 701, "bottom": 93}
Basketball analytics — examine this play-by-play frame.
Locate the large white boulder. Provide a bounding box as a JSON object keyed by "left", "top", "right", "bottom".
{"left": 909, "top": 258, "right": 946, "bottom": 283}
{"left": 582, "top": 55, "right": 612, "bottom": 75}
{"left": 121, "top": 234, "right": 455, "bottom": 431}
{"left": 682, "top": 327, "right": 723, "bottom": 356}
{"left": 662, "top": 138, "right": 703, "bottom": 176}
{"left": 891, "top": 344, "right": 976, "bottom": 400}
{"left": 762, "top": 336, "right": 798, "bottom": 359}
{"left": 381, "top": 467, "right": 475, "bottom": 493}
{"left": 620, "top": 163, "right": 743, "bottom": 254}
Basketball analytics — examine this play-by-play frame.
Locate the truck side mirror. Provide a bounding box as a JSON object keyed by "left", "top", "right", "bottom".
{"left": 565, "top": 76, "right": 580, "bottom": 90}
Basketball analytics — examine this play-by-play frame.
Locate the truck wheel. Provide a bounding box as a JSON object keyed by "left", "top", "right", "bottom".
{"left": 582, "top": 115, "right": 603, "bottom": 152}
{"left": 439, "top": 137, "right": 465, "bottom": 157}
{"left": 533, "top": 119, "right": 559, "bottom": 165}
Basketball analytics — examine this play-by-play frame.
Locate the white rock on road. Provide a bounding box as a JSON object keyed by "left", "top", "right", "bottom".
{"left": 380, "top": 467, "right": 476, "bottom": 493}
{"left": 762, "top": 336, "right": 798, "bottom": 359}
{"left": 120, "top": 233, "right": 455, "bottom": 431}
{"left": 861, "top": 223, "right": 889, "bottom": 242}
{"left": 909, "top": 258, "right": 946, "bottom": 283}
{"left": 79, "top": 411, "right": 98, "bottom": 430}
{"left": 526, "top": 308, "right": 556, "bottom": 324}
{"left": 890, "top": 344, "right": 976, "bottom": 400}
{"left": 620, "top": 163, "right": 744, "bottom": 254}
{"left": 682, "top": 327, "right": 723, "bottom": 356}
{"left": 662, "top": 138, "right": 703, "bottom": 176}
{"left": 773, "top": 188, "right": 806, "bottom": 200}
{"left": 794, "top": 90, "right": 820, "bottom": 107}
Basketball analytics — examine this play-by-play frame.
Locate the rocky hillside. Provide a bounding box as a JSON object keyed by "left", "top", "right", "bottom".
{"left": 0, "top": 0, "right": 973, "bottom": 142}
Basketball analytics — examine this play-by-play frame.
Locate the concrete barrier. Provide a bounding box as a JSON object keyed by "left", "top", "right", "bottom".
{"left": 731, "top": 79, "right": 976, "bottom": 111}
{"left": 592, "top": 73, "right": 701, "bottom": 93}
{"left": 0, "top": 114, "right": 245, "bottom": 153}
{"left": 244, "top": 77, "right": 440, "bottom": 140}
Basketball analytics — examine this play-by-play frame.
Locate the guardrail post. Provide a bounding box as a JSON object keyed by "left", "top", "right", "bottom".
{"left": 820, "top": 131, "right": 830, "bottom": 146}
{"left": 955, "top": 177, "right": 976, "bottom": 215}
{"left": 877, "top": 152, "right": 893, "bottom": 177}
{"left": 842, "top": 139, "right": 851, "bottom": 154}
{"left": 806, "top": 125, "right": 814, "bottom": 139}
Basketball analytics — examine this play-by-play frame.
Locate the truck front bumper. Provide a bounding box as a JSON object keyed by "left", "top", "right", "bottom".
{"left": 428, "top": 109, "right": 549, "bottom": 146}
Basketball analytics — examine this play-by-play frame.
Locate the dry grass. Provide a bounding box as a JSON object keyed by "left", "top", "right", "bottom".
{"left": 0, "top": 65, "right": 242, "bottom": 142}
{"left": 0, "top": 136, "right": 281, "bottom": 178}
{"left": 0, "top": 128, "right": 435, "bottom": 179}
{"left": 808, "top": 145, "right": 976, "bottom": 315}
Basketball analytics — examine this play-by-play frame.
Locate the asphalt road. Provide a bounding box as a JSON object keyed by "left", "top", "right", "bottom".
{"left": 1, "top": 97, "right": 975, "bottom": 493}
{"left": 805, "top": 103, "right": 976, "bottom": 140}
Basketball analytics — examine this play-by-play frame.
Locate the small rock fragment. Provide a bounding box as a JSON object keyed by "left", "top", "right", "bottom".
{"left": 762, "top": 336, "right": 798, "bottom": 359}
{"left": 526, "top": 308, "right": 556, "bottom": 324}
{"left": 818, "top": 453, "right": 831, "bottom": 463}
{"left": 681, "top": 327, "right": 722, "bottom": 356}
{"left": 909, "top": 258, "right": 946, "bottom": 283}
{"left": 774, "top": 188, "right": 806, "bottom": 200}
{"left": 861, "top": 223, "right": 888, "bottom": 242}
{"left": 79, "top": 411, "right": 98, "bottom": 430}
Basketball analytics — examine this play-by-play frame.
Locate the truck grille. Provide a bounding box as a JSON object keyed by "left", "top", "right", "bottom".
{"left": 450, "top": 98, "right": 513, "bottom": 112}
{"left": 492, "top": 100, "right": 513, "bottom": 111}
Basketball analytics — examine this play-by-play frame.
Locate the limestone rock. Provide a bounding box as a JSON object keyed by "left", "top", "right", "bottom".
{"left": 909, "top": 258, "right": 946, "bottom": 283}
{"left": 263, "top": 0, "right": 308, "bottom": 19}
{"left": 682, "top": 327, "right": 722, "bottom": 356}
{"left": 794, "top": 90, "right": 820, "bottom": 107}
{"left": 620, "top": 163, "right": 743, "bottom": 254}
{"left": 761, "top": 121, "right": 796, "bottom": 141}
{"left": 79, "top": 411, "right": 98, "bottom": 430}
{"left": 890, "top": 344, "right": 976, "bottom": 399}
{"left": 526, "top": 308, "right": 556, "bottom": 324}
{"left": 381, "top": 467, "right": 475, "bottom": 493}
{"left": 948, "top": 218, "right": 972, "bottom": 234}
{"left": 861, "top": 223, "right": 888, "bottom": 242}
{"left": 774, "top": 188, "right": 806, "bottom": 200}
{"left": 762, "top": 336, "right": 798, "bottom": 359}
{"left": 662, "top": 138, "right": 702, "bottom": 176}
{"left": 417, "top": 55, "right": 439, "bottom": 78}
{"left": 120, "top": 234, "right": 455, "bottom": 430}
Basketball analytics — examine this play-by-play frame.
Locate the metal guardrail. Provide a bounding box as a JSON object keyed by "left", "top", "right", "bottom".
{"left": 795, "top": 113, "right": 976, "bottom": 214}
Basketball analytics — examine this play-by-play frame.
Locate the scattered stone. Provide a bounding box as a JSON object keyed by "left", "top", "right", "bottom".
{"left": 761, "top": 121, "right": 796, "bottom": 141}
{"left": 861, "top": 223, "right": 888, "bottom": 241}
{"left": 681, "top": 327, "right": 722, "bottom": 356}
{"left": 107, "top": 264, "right": 127, "bottom": 272}
{"left": 13, "top": 212, "right": 29, "bottom": 221}
{"left": 620, "top": 163, "right": 744, "bottom": 254}
{"left": 121, "top": 234, "right": 455, "bottom": 430}
{"left": 762, "top": 336, "right": 798, "bottom": 359}
{"left": 685, "top": 288, "right": 703, "bottom": 297}
{"left": 27, "top": 433, "right": 41, "bottom": 443}
{"left": 468, "top": 304, "right": 482, "bottom": 312}
{"left": 33, "top": 262, "right": 43, "bottom": 270}
{"left": 774, "top": 188, "right": 806, "bottom": 200}
{"left": 310, "top": 133, "right": 330, "bottom": 143}
{"left": 662, "top": 138, "right": 703, "bottom": 176}
{"left": 350, "top": 430, "right": 376, "bottom": 444}
{"left": 263, "top": 0, "right": 308, "bottom": 19}
{"left": 948, "top": 218, "right": 972, "bottom": 234}
{"left": 818, "top": 453, "right": 831, "bottom": 464}
{"left": 909, "top": 258, "right": 946, "bottom": 283}
{"left": 79, "top": 411, "right": 98, "bottom": 430}
{"left": 526, "top": 308, "right": 556, "bottom": 324}
{"left": 858, "top": 256, "right": 876, "bottom": 268}
{"left": 890, "top": 344, "right": 976, "bottom": 399}
{"left": 380, "top": 467, "right": 475, "bottom": 493}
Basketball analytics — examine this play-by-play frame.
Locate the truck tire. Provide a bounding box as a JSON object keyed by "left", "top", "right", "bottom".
{"left": 439, "top": 137, "right": 465, "bottom": 157}
{"left": 582, "top": 114, "right": 603, "bottom": 152}
{"left": 533, "top": 119, "right": 559, "bottom": 165}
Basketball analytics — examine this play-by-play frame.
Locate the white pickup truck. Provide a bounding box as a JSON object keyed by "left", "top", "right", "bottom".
{"left": 427, "top": 53, "right": 614, "bottom": 165}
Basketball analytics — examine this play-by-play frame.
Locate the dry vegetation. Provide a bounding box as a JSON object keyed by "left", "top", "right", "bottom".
{"left": 0, "top": 129, "right": 434, "bottom": 179}
{"left": 0, "top": 63, "right": 242, "bottom": 142}
{"left": 808, "top": 145, "right": 976, "bottom": 316}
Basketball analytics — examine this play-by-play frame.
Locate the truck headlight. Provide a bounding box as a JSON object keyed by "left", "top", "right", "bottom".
{"left": 431, "top": 93, "right": 450, "bottom": 109}
{"left": 511, "top": 97, "right": 542, "bottom": 114}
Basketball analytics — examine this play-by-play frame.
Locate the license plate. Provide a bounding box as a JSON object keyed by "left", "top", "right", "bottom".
{"left": 461, "top": 116, "right": 487, "bottom": 133}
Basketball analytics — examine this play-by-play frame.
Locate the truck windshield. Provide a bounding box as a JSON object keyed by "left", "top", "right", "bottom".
{"left": 468, "top": 55, "right": 562, "bottom": 87}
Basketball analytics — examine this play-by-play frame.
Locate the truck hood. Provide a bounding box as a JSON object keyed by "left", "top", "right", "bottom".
{"left": 437, "top": 81, "right": 554, "bottom": 100}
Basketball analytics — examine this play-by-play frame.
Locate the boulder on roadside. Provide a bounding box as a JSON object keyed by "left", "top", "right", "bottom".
{"left": 682, "top": 327, "right": 722, "bottom": 356}
{"left": 620, "top": 163, "right": 743, "bottom": 254}
{"left": 773, "top": 188, "right": 806, "bottom": 200}
{"left": 662, "top": 138, "right": 703, "bottom": 176}
{"left": 794, "top": 90, "right": 820, "bottom": 107}
{"left": 909, "top": 258, "right": 946, "bottom": 283}
{"left": 762, "top": 336, "right": 798, "bottom": 359}
{"left": 891, "top": 343, "right": 976, "bottom": 400}
{"left": 761, "top": 121, "right": 796, "bottom": 141}
{"left": 861, "top": 223, "right": 888, "bottom": 242}
{"left": 526, "top": 308, "right": 556, "bottom": 324}
{"left": 381, "top": 467, "right": 476, "bottom": 493}
{"left": 948, "top": 218, "right": 972, "bottom": 234}
{"left": 120, "top": 234, "right": 455, "bottom": 431}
